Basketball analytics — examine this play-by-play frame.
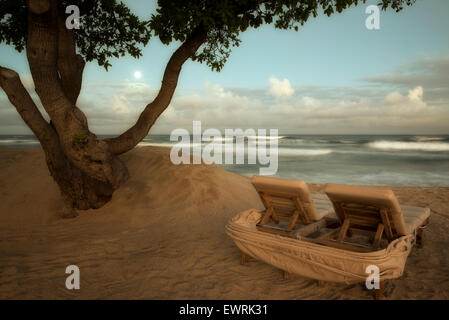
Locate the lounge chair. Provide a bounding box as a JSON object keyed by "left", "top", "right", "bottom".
{"left": 251, "top": 175, "right": 335, "bottom": 235}
{"left": 322, "top": 183, "right": 431, "bottom": 298}
{"left": 245, "top": 176, "right": 335, "bottom": 274}
{"left": 324, "top": 183, "right": 430, "bottom": 249}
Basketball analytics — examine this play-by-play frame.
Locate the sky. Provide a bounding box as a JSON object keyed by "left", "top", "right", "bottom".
{"left": 1, "top": 0, "right": 449, "bottom": 135}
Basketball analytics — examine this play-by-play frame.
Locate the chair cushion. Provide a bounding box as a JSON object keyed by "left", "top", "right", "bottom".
{"left": 311, "top": 194, "right": 335, "bottom": 220}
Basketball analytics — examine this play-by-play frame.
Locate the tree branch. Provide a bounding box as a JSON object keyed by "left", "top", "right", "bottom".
{"left": 0, "top": 66, "right": 55, "bottom": 144}
{"left": 0, "top": 65, "right": 74, "bottom": 172}
{"left": 27, "top": 0, "right": 71, "bottom": 118}
{"left": 105, "top": 26, "right": 208, "bottom": 155}
{"left": 57, "top": 17, "right": 85, "bottom": 105}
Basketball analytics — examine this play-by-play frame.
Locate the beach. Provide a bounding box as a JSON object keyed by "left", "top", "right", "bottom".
{"left": 0, "top": 145, "right": 448, "bottom": 299}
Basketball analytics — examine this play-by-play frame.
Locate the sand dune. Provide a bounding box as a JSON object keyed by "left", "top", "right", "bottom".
{"left": 0, "top": 146, "right": 448, "bottom": 299}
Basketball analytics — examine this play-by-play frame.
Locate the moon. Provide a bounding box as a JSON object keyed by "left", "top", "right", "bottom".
{"left": 134, "top": 71, "right": 142, "bottom": 79}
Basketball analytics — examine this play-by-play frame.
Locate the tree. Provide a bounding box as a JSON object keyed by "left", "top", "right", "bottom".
{"left": 0, "top": 0, "right": 415, "bottom": 217}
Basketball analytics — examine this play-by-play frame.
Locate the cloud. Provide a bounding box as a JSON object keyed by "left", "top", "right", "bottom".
{"left": 268, "top": 77, "right": 294, "bottom": 97}
{"left": 2, "top": 80, "right": 448, "bottom": 135}
{"left": 1, "top": 56, "right": 449, "bottom": 135}
{"left": 361, "top": 55, "right": 449, "bottom": 107}
{"left": 73, "top": 81, "right": 158, "bottom": 133}
{"left": 148, "top": 82, "right": 448, "bottom": 134}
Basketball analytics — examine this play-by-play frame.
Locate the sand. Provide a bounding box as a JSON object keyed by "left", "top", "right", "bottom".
{"left": 0, "top": 146, "right": 448, "bottom": 299}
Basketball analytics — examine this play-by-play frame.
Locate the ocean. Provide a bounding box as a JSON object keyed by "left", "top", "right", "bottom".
{"left": 1, "top": 134, "right": 449, "bottom": 187}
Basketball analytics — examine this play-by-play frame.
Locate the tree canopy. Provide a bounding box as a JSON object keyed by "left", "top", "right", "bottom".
{"left": 1, "top": 0, "right": 415, "bottom": 70}
{"left": 0, "top": 0, "right": 150, "bottom": 69}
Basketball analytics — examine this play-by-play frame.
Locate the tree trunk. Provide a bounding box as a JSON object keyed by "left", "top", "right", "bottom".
{"left": 1, "top": 0, "right": 206, "bottom": 217}
{"left": 1, "top": 1, "right": 130, "bottom": 217}
{"left": 0, "top": 65, "right": 128, "bottom": 217}
{"left": 45, "top": 140, "right": 120, "bottom": 216}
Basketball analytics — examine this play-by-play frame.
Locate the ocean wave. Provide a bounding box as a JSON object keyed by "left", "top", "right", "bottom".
{"left": 200, "top": 135, "right": 285, "bottom": 142}
{"left": 137, "top": 142, "right": 332, "bottom": 157}
{"left": 247, "top": 135, "right": 286, "bottom": 140}
{"left": 201, "top": 137, "right": 234, "bottom": 142}
{"left": 413, "top": 136, "right": 447, "bottom": 142}
{"left": 282, "top": 138, "right": 304, "bottom": 142}
{"left": 137, "top": 142, "right": 202, "bottom": 148}
{"left": 0, "top": 139, "right": 39, "bottom": 144}
{"left": 367, "top": 141, "right": 449, "bottom": 152}
{"left": 312, "top": 139, "right": 356, "bottom": 145}
{"left": 339, "top": 140, "right": 356, "bottom": 144}
{"left": 278, "top": 148, "right": 333, "bottom": 156}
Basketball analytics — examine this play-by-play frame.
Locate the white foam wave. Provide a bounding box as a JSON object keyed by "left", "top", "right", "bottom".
{"left": 413, "top": 136, "right": 446, "bottom": 142}
{"left": 279, "top": 138, "right": 304, "bottom": 145}
{"left": 201, "top": 137, "right": 234, "bottom": 142}
{"left": 137, "top": 142, "right": 202, "bottom": 148}
{"left": 278, "top": 148, "right": 333, "bottom": 156}
{"left": 339, "top": 140, "right": 356, "bottom": 144}
{"left": 247, "top": 135, "right": 286, "bottom": 140}
{"left": 367, "top": 141, "right": 449, "bottom": 152}
{"left": 0, "top": 139, "right": 39, "bottom": 144}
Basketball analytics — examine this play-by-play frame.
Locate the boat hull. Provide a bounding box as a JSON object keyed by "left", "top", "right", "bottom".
{"left": 226, "top": 209, "right": 413, "bottom": 284}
